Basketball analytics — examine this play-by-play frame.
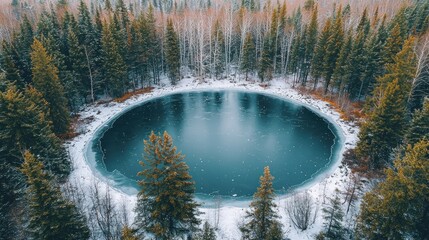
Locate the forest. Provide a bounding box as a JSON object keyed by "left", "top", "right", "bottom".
{"left": 0, "top": 0, "right": 428, "bottom": 239}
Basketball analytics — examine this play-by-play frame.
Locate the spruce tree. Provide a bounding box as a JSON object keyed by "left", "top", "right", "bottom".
{"left": 30, "top": 39, "right": 70, "bottom": 135}
{"left": 212, "top": 21, "right": 225, "bottom": 79}
{"left": 194, "top": 221, "right": 216, "bottom": 240}
{"left": 331, "top": 31, "right": 352, "bottom": 95}
{"left": 321, "top": 189, "right": 345, "bottom": 239}
{"left": 344, "top": 28, "right": 367, "bottom": 99}
{"left": 356, "top": 79, "right": 407, "bottom": 169}
{"left": 405, "top": 98, "right": 429, "bottom": 145}
{"left": 0, "top": 86, "right": 70, "bottom": 178}
{"left": 368, "top": 36, "right": 416, "bottom": 111}
{"left": 241, "top": 33, "right": 256, "bottom": 81}
{"left": 322, "top": 8, "right": 344, "bottom": 93}
{"left": 165, "top": 18, "right": 181, "bottom": 85}
{"left": 21, "top": 151, "right": 90, "bottom": 240}
{"left": 135, "top": 131, "right": 200, "bottom": 239}
{"left": 382, "top": 24, "right": 404, "bottom": 68}
{"left": 66, "top": 29, "right": 86, "bottom": 108}
{"left": 258, "top": 36, "right": 273, "bottom": 82}
{"left": 240, "top": 166, "right": 283, "bottom": 240}
{"left": 301, "top": 6, "right": 318, "bottom": 85}
{"left": 311, "top": 18, "right": 331, "bottom": 90}
{"left": 356, "top": 140, "right": 429, "bottom": 239}
{"left": 146, "top": 4, "right": 162, "bottom": 84}
{"left": 121, "top": 226, "right": 139, "bottom": 240}
{"left": 101, "top": 23, "right": 127, "bottom": 98}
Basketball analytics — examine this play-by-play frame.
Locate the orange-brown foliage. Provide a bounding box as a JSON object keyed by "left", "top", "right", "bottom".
{"left": 114, "top": 87, "right": 154, "bottom": 103}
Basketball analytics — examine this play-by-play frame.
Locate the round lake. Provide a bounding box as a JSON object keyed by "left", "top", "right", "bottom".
{"left": 94, "top": 91, "right": 342, "bottom": 197}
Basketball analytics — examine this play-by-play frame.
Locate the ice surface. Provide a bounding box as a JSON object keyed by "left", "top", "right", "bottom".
{"left": 66, "top": 76, "right": 359, "bottom": 239}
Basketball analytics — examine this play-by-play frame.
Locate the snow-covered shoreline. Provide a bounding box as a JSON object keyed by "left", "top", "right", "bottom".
{"left": 66, "top": 77, "right": 359, "bottom": 239}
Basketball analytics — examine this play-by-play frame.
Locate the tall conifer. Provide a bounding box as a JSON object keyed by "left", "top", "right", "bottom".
{"left": 30, "top": 39, "right": 70, "bottom": 135}
{"left": 240, "top": 166, "right": 283, "bottom": 240}
{"left": 241, "top": 33, "right": 256, "bottom": 81}
{"left": 356, "top": 140, "right": 429, "bottom": 239}
{"left": 135, "top": 131, "right": 200, "bottom": 239}
{"left": 165, "top": 18, "right": 181, "bottom": 85}
{"left": 21, "top": 151, "right": 90, "bottom": 240}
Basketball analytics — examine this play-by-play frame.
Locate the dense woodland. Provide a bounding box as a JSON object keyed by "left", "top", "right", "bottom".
{"left": 0, "top": 0, "right": 429, "bottom": 239}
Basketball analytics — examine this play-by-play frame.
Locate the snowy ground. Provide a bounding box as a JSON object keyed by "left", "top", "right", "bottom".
{"left": 66, "top": 76, "right": 359, "bottom": 239}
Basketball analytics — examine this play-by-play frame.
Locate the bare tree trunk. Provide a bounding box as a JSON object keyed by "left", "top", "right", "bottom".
{"left": 84, "top": 46, "right": 95, "bottom": 104}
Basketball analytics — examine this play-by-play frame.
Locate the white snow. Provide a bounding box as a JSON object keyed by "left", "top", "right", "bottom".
{"left": 66, "top": 76, "right": 360, "bottom": 239}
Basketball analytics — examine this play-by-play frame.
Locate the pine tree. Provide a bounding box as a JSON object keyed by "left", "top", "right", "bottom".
{"left": 241, "top": 33, "right": 256, "bottom": 81}
{"left": 21, "top": 151, "right": 90, "bottom": 240}
{"left": 15, "top": 15, "right": 34, "bottom": 84}
{"left": 322, "top": 8, "right": 344, "bottom": 93}
{"left": 321, "top": 189, "right": 345, "bottom": 239}
{"left": 121, "top": 226, "right": 139, "bottom": 240}
{"left": 356, "top": 140, "right": 429, "bottom": 239}
{"left": 0, "top": 86, "right": 70, "bottom": 178}
{"left": 66, "top": 29, "right": 86, "bottom": 109}
{"left": 193, "top": 221, "right": 216, "bottom": 240}
{"left": 135, "top": 131, "right": 201, "bottom": 239}
{"left": 258, "top": 36, "right": 273, "bottom": 82}
{"left": 3, "top": 53, "right": 24, "bottom": 90}
{"left": 212, "top": 21, "right": 225, "bottom": 79}
{"left": 30, "top": 39, "right": 70, "bottom": 135}
{"left": 331, "top": 30, "right": 352, "bottom": 95}
{"left": 240, "top": 166, "right": 283, "bottom": 240}
{"left": 146, "top": 4, "right": 162, "bottom": 84}
{"left": 343, "top": 28, "right": 367, "bottom": 99}
{"left": 356, "top": 79, "right": 407, "bottom": 170}
{"left": 382, "top": 24, "right": 404, "bottom": 68}
{"left": 165, "top": 18, "right": 181, "bottom": 85}
{"left": 101, "top": 23, "right": 127, "bottom": 98}
{"left": 405, "top": 98, "right": 429, "bottom": 145}
{"left": 311, "top": 18, "right": 331, "bottom": 90}
{"left": 300, "top": 6, "right": 318, "bottom": 85}
{"left": 368, "top": 36, "right": 416, "bottom": 111}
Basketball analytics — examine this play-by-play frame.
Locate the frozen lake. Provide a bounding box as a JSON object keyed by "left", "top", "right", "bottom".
{"left": 93, "top": 91, "right": 341, "bottom": 197}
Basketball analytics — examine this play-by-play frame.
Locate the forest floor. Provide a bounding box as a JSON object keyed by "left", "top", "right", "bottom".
{"left": 66, "top": 75, "right": 360, "bottom": 239}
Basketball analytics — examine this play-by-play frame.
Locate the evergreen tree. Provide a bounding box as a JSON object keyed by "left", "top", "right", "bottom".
{"left": 135, "top": 131, "right": 200, "bottom": 239}
{"left": 66, "top": 29, "right": 86, "bottom": 109}
{"left": 320, "top": 189, "right": 345, "bottom": 239}
{"left": 382, "top": 24, "right": 404, "bottom": 68}
{"left": 322, "top": 8, "right": 344, "bottom": 93}
{"left": 405, "top": 98, "right": 429, "bottom": 145}
{"left": 0, "top": 86, "right": 70, "bottom": 178}
{"left": 30, "top": 39, "right": 70, "bottom": 135}
{"left": 101, "top": 23, "right": 127, "bottom": 98}
{"left": 212, "top": 21, "right": 225, "bottom": 79}
{"left": 116, "top": 0, "right": 130, "bottom": 29}
{"left": 3, "top": 53, "right": 24, "bottom": 90}
{"left": 165, "top": 18, "right": 181, "bottom": 85}
{"left": 356, "top": 140, "right": 429, "bottom": 239}
{"left": 121, "top": 226, "right": 139, "bottom": 240}
{"left": 368, "top": 36, "right": 416, "bottom": 111}
{"left": 193, "top": 221, "right": 216, "bottom": 240}
{"left": 343, "top": 27, "right": 367, "bottom": 99}
{"left": 311, "top": 18, "right": 331, "bottom": 90}
{"left": 15, "top": 15, "right": 34, "bottom": 84}
{"left": 21, "top": 151, "right": 90, "bottom": 240}
{"left": 331, "top": 30, "right": 352, "bottom": 95}
{"left": 241, "top": 33, "right": 256, "bottom": 81}
{"left": 300, "top": 6, "right": 318, "bottom": 85}
{"left": 240, "top": 166, "right": 283, "bottom": 240}
{"left": 145, "top": 4, "right": 162, "bottom": 84}
{"left": 356, "top": 79, "right": 407, "bottom": 169}
{"left": 258, "top": 36, "right": 273, "bottom": 82}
